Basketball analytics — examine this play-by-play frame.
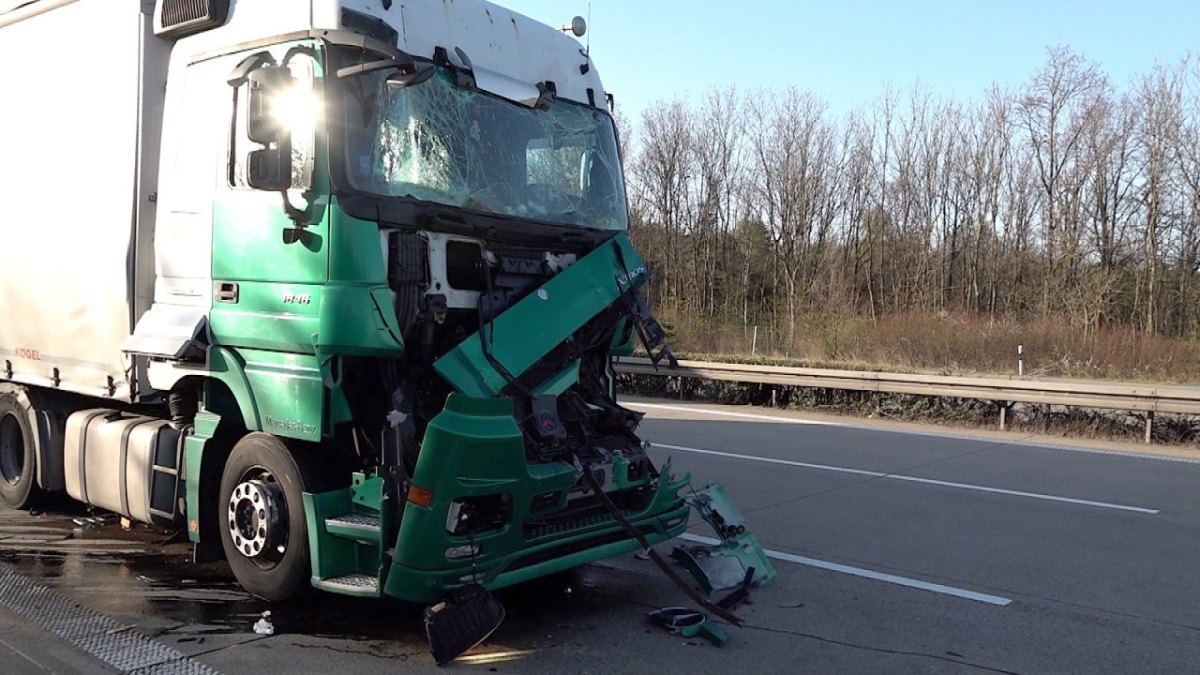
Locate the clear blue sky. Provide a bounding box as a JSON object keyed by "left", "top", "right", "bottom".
{"left": 505, "top": 1, "right": 1197, "bottom": 123}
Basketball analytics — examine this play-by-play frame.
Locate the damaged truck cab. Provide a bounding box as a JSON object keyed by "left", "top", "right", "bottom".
{"left": 0, "top": 0, "right": 693, "bottom": 609}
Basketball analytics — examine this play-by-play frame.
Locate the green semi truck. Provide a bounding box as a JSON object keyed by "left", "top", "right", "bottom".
{"left": 0, "top": 0, "right": 700, "bottom": 623}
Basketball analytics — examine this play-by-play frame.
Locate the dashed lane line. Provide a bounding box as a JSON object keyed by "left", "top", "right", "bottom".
{"left": 679, "top": 533, "right": 1013, "bottom": 606}
{"left": 653, "top": 442, "right": 1160, "bottom": 514}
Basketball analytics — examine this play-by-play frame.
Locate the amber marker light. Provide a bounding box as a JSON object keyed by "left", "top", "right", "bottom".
{"left": 407, "top": 485, "right": 435, "bottom": 507}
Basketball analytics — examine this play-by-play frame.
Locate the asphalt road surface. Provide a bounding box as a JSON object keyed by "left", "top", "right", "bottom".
{"left": 1, "top": 398, "right": 1198, "bottom": 673}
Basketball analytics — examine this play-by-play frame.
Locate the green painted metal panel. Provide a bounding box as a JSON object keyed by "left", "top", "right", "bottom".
{"left": 327, "top": 200, "right": 388, "bottom": 283}
{"left": 203, "top": 39, "right": 337, "bottom": 443}
{"left": 211, "top": 196, "right": 329, "bottom": 284}
{"left": 314, "top": 284, "right": 404, "bottom": 356}
{"left": 384, "top": 502, "right": 689, "bottom": 603}
{"left": 183, "top": 411, "right": 222, "bottom": 544}
{"left": 434, "top": 233, "right": 648, "bottom": 397}
{"left": 306, "top": 472, "right": 389, "bottom": 597}
{"left": 381, "top": 393, "right": 688, "bottom": 603}
{"left": 205, "top": 346, "right": 261, "bottom": 430}
{"left": 304, "top": 489, "right": 358, "bottom": 582}
{"left": 210, "top": 39, "right": 330, "bottom": 288}
{"left": 209, "top": 282, "right": 322, "bottom": 354}
{"left": 238, "top": 348, "right": 325, "bottom": 441}
{"left": 609, "top": 318, "right": 636, "bottom": 355}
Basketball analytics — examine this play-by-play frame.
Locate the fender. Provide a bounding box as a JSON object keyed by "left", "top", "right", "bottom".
{"left": 0, "top": 383, "right": 65, "bottom": 492}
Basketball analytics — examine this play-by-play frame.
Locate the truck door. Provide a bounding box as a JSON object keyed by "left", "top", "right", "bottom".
{"left": 210, "top": 40, "right": 330, "bottom": 356}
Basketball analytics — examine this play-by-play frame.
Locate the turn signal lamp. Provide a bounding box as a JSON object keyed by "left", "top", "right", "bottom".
{"left": 408, "top": 485, "right": 435, "bottom": 508}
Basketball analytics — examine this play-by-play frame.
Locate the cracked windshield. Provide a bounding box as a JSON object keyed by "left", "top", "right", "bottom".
{"left": 343, "top": 68, "right": 627, "bottom": 231}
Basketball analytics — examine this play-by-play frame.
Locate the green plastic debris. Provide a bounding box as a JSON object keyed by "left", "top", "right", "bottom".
{"left": 675, "top": 484, "right": 778, "bottom": 593}
{"left": 647, "top": 607, "right": 728, "bottom": 646}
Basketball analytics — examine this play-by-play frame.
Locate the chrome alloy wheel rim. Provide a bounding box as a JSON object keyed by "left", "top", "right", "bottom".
{"left": 227, "top": 476, "right": 285, "bottom": 561}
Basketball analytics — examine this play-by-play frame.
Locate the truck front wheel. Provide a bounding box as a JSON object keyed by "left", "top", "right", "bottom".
{"left": 219, "top": 433, "right": 323, "bottom": 602}
{"left": 0, "top": 391, "right": 43, "bottom": 509}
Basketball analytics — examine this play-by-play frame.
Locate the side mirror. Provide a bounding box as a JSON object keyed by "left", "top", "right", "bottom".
{"left": 248, "top": 146, "right": 292, "bottom": 192}
{"left": 246, "top": 66, "right": 296, "bottom": 145}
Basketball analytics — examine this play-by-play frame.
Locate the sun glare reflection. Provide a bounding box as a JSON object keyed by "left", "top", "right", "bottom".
{"left": 272, "top": 84, "right": 319, "bottom": 138}
{"left": 454, "top": 648, "right": 535, "bottom": 665}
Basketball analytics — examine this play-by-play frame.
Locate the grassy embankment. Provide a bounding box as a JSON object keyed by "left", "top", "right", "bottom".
{"left": 620, "top": 311, "right": 1200, "bottom": 444}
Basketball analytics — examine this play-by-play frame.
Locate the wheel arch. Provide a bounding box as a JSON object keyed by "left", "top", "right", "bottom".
{"left": 0, "top": 383, "right": 65, "bottom": 492}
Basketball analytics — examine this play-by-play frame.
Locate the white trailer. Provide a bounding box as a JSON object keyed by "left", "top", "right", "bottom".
{"left": 0, "top": 0, "right": 167, "bottom": 401}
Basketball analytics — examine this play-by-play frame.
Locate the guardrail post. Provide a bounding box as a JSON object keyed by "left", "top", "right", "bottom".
{"left": 999, "top": 403, "right": 1008, "bottom": 431}
{"left": 1145, "top": 411, "right": 1154, "bottom": 444}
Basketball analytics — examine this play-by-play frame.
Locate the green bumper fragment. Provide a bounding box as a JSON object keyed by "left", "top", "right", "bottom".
{"left": 674, "top": 484, "right": 778, "bottom": 593}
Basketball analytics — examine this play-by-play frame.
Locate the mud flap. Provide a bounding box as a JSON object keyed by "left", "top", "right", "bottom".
{"left": 424, "top": 583, "right": 506, "bottom": 666}
{"left": 675, "top": 484, "right": 777, "bottom": 593}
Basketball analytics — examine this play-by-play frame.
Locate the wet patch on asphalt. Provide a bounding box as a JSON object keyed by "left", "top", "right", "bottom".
{"left": 0, "top": 505, "right": 694, "bottom": 671}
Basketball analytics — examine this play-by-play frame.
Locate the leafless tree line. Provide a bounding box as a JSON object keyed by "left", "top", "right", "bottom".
{"left": 624, "top": 47, "right": 1200, "bottom": 345}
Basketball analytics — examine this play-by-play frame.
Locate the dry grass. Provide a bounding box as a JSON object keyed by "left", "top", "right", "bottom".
{"left": 656, "top": 310, "right": 1200, "bottom": 383}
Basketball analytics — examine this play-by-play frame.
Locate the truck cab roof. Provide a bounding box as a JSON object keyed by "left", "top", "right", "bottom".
{"left": 169, "top": 0, "right": 609, "bottom": 109}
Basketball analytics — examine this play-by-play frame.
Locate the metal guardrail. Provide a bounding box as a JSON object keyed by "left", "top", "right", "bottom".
{"left": 615, "top": 357, "right": 1200, "bottom": 442}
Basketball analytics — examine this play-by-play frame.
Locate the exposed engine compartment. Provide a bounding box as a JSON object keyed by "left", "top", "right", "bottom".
{"left": 339, "top": 227, "right": 669, "bottom": 495}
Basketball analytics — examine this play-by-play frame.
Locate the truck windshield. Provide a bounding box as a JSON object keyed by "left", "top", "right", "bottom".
{"left": 341, "top": 69, "right": 628, "bottom": 231}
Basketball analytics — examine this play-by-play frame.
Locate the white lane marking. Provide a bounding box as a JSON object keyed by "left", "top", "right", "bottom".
{"left": 637, "top": 402, "right": 838, "bottom": 426}
{"left": 653, "top": 443, "right": 1160, "bottom": 515}
{"left": 679, "top": 533, "right": 1012, "bottom": 606}
{"left": 631, "top": 402, "right": 1200, "bottom": 466}
{"left": 657, "top": 443, "right": 886, "bottom": 477}
{"left": 884, "top": 474, "right": 1159, "bottom": 513}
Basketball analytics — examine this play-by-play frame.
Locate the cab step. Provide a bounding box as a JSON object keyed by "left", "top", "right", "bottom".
{"left": 312, "top": 573, "right": 380, "bottom": 597}
{"left": 324, "top": 513, "right": 381, "bottom": 542}
{"left": 304, "top": 474, "right": 389, "bottom": 599}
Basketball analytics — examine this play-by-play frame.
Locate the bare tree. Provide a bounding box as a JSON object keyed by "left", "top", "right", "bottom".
{"left": 1016, "top": 46, "right": 1110, "bottom": 315}
{"left": 618, "top": 46, "right": 1200, "bottom": 360}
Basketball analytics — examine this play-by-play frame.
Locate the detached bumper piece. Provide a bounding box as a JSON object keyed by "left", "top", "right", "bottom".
{"left": 647, "top": 606, "right": 728, "bottom": 646}
{"left": 425, "top": 583, "right": 506, "bottom": 666}
{"left": 674, "top": 484, "right": 777, "bottom": 601}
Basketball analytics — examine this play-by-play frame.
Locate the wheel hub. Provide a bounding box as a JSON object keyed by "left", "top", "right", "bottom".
{"left": 0, "top": 413, "right": 24, "bottom": 486}
{"left": 227, "top": 477, "right": 284, "bottom": 560}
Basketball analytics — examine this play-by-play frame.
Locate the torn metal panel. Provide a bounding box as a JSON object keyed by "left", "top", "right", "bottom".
{"left": 676, "top": 484, "right": 778, "bottom": 593}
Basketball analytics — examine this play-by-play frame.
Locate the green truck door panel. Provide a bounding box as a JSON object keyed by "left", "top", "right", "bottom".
{"left": 210, "top": 40, "right": 330, "bottom": 350}
{"left": 209, "top": 281, "right": 322, "bottom": 353}
{"left": 198, "top": 41, "right": 334, "bottom": 442}
{"left": 212, "top": 195, "right": 329, "bottom": 284}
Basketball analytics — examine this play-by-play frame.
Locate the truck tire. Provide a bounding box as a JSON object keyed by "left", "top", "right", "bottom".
{"left": 219, "top": 433, "right": 324, "bottom": 602}
{"left": 0, "top": 391, "right": 43, "bottom": 509}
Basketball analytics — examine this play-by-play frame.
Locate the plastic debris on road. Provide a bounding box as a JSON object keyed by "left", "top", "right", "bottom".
{"left": 253, "top": 611, "right": 274, "bottom": 636}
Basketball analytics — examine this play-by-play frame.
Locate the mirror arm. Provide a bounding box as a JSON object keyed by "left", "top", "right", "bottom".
{"left": 282, "top": 44, "right": 321, "bottom": 69}
{"left": 280, "top": 190, "right": 310, "bottom": 225}
{"left": 227, "top": 51, "right": 277, "bottom": 87}
{"left": 336, "top": 56, "right": 416, "bottom": 79}
{"left": 315, "top": 29, "right": 404, "bottom": 62}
